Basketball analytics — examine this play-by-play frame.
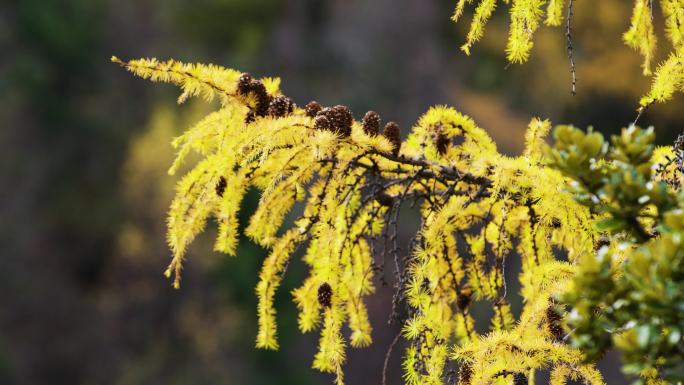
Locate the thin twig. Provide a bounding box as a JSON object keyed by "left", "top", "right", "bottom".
{"left": 566, "top": 0, "right": 577, "bottom": 96}
{"left": 633, "top": 103, "right": 651, "bottom": 126}
{"left": 382, "top": 331, "right": 403, "bottom": 385}
{"left": 497, "top": 203, "right": 509, "bottom": 302}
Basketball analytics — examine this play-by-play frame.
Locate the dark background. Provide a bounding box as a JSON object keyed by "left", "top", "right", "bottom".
{"left": 1, "top": 1, "right": 681, "bottom": 384}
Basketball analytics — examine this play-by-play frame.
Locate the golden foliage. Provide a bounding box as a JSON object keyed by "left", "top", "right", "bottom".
{"left": 449, "top": 0, "right": 684, "bottom": 108}
{"left": 115, "top": 55, "right": 610, "bottom": 385}
{"left": 623, "top": 0, "right": 657, "bottom": 75}
{"left": 640, "top": 49, "right": 684, "bottom": 106}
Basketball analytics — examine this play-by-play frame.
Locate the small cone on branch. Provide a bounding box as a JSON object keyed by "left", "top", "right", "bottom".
{"left": 250, "top": 81, "right": 271, "bottom": 117}
{"left": 314, "top": 114, "right": 332, "bottom": 131}
{"left": 313, "top": 106, "right": 353, "bottom": 137}
{"left": 235, "top": 72, "right": 271, "bottom": 116}
{"left": 267, "top": 96, "right": 294, "bottom": 117}
{"left": 329, "top": 105, "right": 353, "bottom": 137}
{"left": 383, "top": 121, "right": 401, "bottom": 156}
{"left": 305, "top": 101, "right": 322, "bottom": 118}
{"left": 236, "top": 73, "right": 253, "bottom": 95}
{"left": 459, "top": 363, "right": 472, "bottom": 385}
{"left": 317, "top": 282, "right": 332, "bottom": 308}
{"left": 362, "top": 111, "right": 381, "bottom": 136}
{"left": 215, "top": 176, "right": 227, "bottom": 197}
{"left": 546, "top": 305, "right": 565, "bottom": 342}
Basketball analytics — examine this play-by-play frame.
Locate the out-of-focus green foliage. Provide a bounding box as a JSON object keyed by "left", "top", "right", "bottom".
{"left": 548, "top": 125, "right": 684, "bottom": 383}
{"left": 547, "top": 125, "right": 674, "bottom": 241}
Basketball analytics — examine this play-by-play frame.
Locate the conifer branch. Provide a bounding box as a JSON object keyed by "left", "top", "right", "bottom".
{"left": 117, "top": 51, "right": 679, "bottom": 385}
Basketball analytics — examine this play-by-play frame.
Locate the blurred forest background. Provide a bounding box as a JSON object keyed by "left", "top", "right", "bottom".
{"left": 1, "top": 1, "right": 682, "bottom": 384}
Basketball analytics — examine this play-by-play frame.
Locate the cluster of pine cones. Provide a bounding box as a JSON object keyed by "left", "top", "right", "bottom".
{"left": 237, "top": 72, "right": 405, "bottom": 156}
{"left": 304, "top": 101, "right": 402, "bottom": 156}
{"left": 237, "top": 73, "right": 295, "bottom": 122}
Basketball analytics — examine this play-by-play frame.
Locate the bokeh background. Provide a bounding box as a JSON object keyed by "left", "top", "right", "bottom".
{"left": 1, "top": 1, "right": 682, "bottom": 384}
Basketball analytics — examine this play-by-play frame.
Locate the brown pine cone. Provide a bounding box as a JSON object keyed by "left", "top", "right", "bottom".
{"left": 215, "top": 176, "right": 227, "bottom": 197}
{"left": 317, "top": 282, "right": 332, "bottom": 308}
{"left": 236, "top": 73, "right": 253, "bottom": 95}
{"left": 383, "top": 122, "right": 401, "bottom": 156}
{"left": 458, "top": 363, "right": 472, "bottom": 385}
{"left": 267, "top": 96, "right": 294, "bottom": 117}
{"left": 249, "top": 81, "right": 271, "bottom": 116}
{"left": 329, "top": 105, "right": 353, "bottom": 137}
{"left": 314, "top": 114, "right": 332, "bottom": 130}
{"left": 362, "top": 111, "right": 381, "bottom": 136}
{"left": 235, "top": 73, "right": 271, "bottom": 117}
{"left": 546, "top": 305, "right": 565, "bottom": 342}
{"left": 304, "top": 101, "right": 322, "bottom": 118}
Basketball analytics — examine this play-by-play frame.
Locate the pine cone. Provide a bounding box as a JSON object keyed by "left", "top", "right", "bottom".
{"left": 383, "top": 122, "right": 401, "bottom": 156}
{"left": 236, "top": 73, "right": 271, "bottom": 117}
{"left": 215, "top": 176, "right": 227, "bottom": 197}
{"left": 458, "top": 363, "right": 472, "bottom": 385}
{"left": 236, "top": 73, "right": 253, "bottom": 95}
{"left": 249, "top": 81, "right": 271, "bottom": 117}
{"left": 305, "top": 101, "right": 322, "bottom": 118}
{"left": 362, "top": 111, "right": 381, "bottom": 136}
{"left": 317, "top": 282, "right": 332, "bottom": 308}
{"left": 314, "top": 114, "right": 332, "bottom": 130}
{"left": 546, "top": 305, "right": 565, "bottom": 342}
{"left": 329, "top": 105, "right": 353, "bottom": 137}
{"left": 267, "top": 96, "right": 294, "bottom": 117}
